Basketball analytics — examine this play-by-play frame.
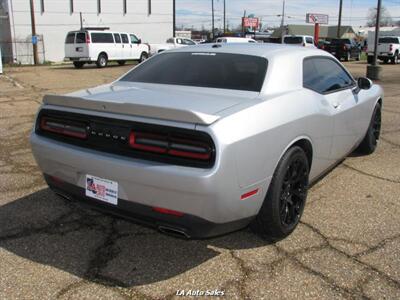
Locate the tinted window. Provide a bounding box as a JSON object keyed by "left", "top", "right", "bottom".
{"left": 183, "top": 39, "right": 196, "bottom": 45}
{"left": 120, "top": 52, "right": 268, "bottom": 92}
{"left": 379, "top": 37, "right": 399, "bottom": 44}
{"left": 305, "top": 37, "right": 313, "bottom": 44}
{"left": 75, "top": 32, "right": 86, "bottom": 44}
{"left": 114, "top": 33, "right": 121, "bottom": 43}
{"left": 121, "top": 34, "right": 129, "bottom": 44}
{"left": 130, "top": 34, "right": 139, "bottom": 43}
{"left": 91, "top": 33, "right": 114, "bottom": 43}
{"left": 284, "top": 36, "right": 303, "bottom": 44}
{"left": 303, "top": 57, "right": 354, "bottom": 94}
{"left": 331, "top": 39, "right": 350, "bottom": 45}
{"left": 166, "top": 38, "right": 174, "bottom": 43}
{"left": 65, "top": 32, "right": 75, "bottom": 44}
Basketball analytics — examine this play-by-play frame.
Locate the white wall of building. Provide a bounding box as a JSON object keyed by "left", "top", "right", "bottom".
{"left": 5, "top": 0, "right": 172, "bottom": 63}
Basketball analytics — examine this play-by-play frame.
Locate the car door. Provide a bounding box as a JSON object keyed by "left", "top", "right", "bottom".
{"left": 303, "top": 57, "right": 359, "bottom": 161}
{"left": 113, "top": 33, "right": 123, "bottom": 59}
{"left": 129, "top": 34, "right": 141, "bottom": 59}
{"left": 120, "top": 33, "right": 131, "bottom": 59}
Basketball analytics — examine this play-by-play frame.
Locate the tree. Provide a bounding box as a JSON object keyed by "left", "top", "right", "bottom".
{"left": 366, "top": 6, "right": 393, "bottom": 27}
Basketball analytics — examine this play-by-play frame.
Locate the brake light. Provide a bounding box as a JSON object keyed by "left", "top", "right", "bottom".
{"left": 86, "top": 33, "right": 91, "bottom": 44}
{"left": 40, "top": 117, "right": 87, "bottom": 139}
{"left": 129, "top": 130, "right": 213, "bottom": 161}
{"left": 152, "top": 207, "right": 184, "bottom": 217}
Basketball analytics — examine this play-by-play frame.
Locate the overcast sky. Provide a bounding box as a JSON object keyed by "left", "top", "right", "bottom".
{"left": 176, "top": 0, "right": 400, "bottom": 30}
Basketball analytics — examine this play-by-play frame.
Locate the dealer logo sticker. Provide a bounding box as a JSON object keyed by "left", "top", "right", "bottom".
{"left": 85, "top": 174, "right": 118, "bottom": 205}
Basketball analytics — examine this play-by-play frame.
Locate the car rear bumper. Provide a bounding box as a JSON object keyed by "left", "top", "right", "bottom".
{"left": 30, "top": 133, "right": 268, "bottom": 233}
{"left": 66, "top": 57, "right": 93, "bottom": 62}
{"left": 45, "top": 174, "right": 253, "bottom": 239}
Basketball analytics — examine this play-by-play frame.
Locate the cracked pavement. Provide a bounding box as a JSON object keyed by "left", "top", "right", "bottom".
{"left": 0, "top": 62, "right": 399, "bottom": 299}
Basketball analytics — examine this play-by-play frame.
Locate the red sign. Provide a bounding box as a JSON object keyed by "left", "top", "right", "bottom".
{"left": 306, "top": 13, "right": 329, "bottom": 25}
{"left": 242, "top": 17, "right": 259, "bottom": 28}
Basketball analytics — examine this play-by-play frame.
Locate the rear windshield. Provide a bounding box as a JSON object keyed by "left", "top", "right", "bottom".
{"left": 379, "top": 37, "right": 399, "bottom": 44}
{"left": 284, "top": 37, "right": 303, "bottom": 44}
{"left": 65, "top": 33, "right": 75, "bottom": 44}
{"left": 331, "top": 39, "right": 350, "bottom": 45}
{"left": 91, "top": 33, "right": 114, "bottom": 43}
{"left": 76, "top": 32, "right": 86, "bottom": 44}
{"left": 120, "top": 52, "right": 268, "bottom": 92}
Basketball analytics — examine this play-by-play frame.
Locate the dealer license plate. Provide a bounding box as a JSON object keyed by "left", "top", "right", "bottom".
{"left": 85, "top": 175, "right": 118, "bottom": 205}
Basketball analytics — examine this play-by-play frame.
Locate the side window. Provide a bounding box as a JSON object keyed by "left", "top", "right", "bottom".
{"left": 130, "top": 34, "right": 139, "bottom": 44}
{"left": 166, "top": 38, "right": 174, "bottom": 43}
{"left": 113, "top": 33, "right": 121, "bottom": 43}
{"left": 121, "top": 34, "right": 129, "bottom": 44}
{"left": 176, "top": 38, "right": 183, "bottom": 44}
{"left": 306, "top": 37, "right": 313, "bottom": 44}
{"left": 303, "top": 57, "right": 354, "bottom": 94}
{"left": 183, "top": 39, "right": 195, "bottom": 45}
{"left": 91, "top": 33, "right": 114, "bottom": 43}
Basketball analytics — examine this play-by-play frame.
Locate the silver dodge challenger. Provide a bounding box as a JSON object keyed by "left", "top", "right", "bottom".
{"left": 30, "top": 44, "right": 383, "bottom": 240}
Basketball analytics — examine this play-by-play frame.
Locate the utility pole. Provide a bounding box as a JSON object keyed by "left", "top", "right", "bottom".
{"left": 29, "top": 0, "right": 39, "bottom": 65}
{"left": 211, "top": 0, "right": 215, "bottom": 39}
{"left": 223, "top": 0, "right": 226, "bottom": 34}
{"left": 242, "top": 10, "right": 246, "bottom": 37}
{"left": 280, "top": 0, "right": 286, "bottom": 43}
{"left": 337, "top": 0, "right": 343, "bottom": 38}
{"left": 80, "top": 12, "right": 83, "bottom": 30}
{"left": 367, "top": 0, "right": 382, "bottom": 79}
{"left": 173, "top": 0, "right": 176, "bottom": 37}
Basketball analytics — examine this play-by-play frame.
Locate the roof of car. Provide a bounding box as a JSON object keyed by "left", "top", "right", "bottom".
{"left": 170, "top": 43, "right": 329, "bottom": 59}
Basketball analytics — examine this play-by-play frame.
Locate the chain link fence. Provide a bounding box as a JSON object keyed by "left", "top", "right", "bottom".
{"left": 0, "top": 35, "right": 46, "bottom": 65}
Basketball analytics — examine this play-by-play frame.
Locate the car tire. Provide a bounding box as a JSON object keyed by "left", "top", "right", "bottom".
{"left": 96, "top": 53, "right": 108, "bottom": 68}
{"left": 117, "top": 60, "right": 126, "bottom": 66}
{"left": 392, "top": 52, "right": 399, "bottom": 64}
{"left": 250, "top": 146, "right": 310, "bottom": 241}
{"left": 382, "top": 58, "right": 389, "bottom": 64}
{"left": 73, "top": 62, "right": 84, "bottom": 69}
{"left": 356, "top": 103, "right": 382, "bottom": 155}
{"left": 139, "top": 52, "right": 148, "bottom": 63}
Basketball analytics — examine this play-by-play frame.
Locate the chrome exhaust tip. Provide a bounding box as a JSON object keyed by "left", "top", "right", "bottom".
{"left": 158, "top": 225, "right": 190, "bottom": 239}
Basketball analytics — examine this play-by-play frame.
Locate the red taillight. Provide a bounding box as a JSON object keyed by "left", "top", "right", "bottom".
{"left": 40, "top": 117, "right": 87, "bottom": 139}
{"left": 129, "top": 131, "right": 212, "bottom": 161}
{"left": 152, "top": 207, "right": 184, "bottom": 217}
{"left": 86, "top": 34, "right": 91, "bottom": 44}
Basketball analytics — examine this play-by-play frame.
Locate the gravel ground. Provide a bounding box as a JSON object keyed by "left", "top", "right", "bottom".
{"left": 0, "top": 61, "right": 399, "bottom": 300}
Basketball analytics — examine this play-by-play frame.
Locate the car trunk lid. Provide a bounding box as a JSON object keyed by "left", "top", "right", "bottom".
{"left": 43, "top": 82, "right": 260, "bottom": 125}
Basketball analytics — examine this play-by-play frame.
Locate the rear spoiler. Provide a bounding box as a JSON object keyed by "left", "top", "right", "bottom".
{"left": 42, "top": 94, "right": 220, "bottom": 125}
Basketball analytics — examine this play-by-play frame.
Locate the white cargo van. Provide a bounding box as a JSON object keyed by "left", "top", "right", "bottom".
{"left": 65, "top": 29, "right": 150, "bottom": 68}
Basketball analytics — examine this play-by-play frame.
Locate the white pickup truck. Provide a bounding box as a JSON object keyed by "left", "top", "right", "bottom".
{"left": 149, "top": 37, "right": 197, "bottom": 56}
{"left": 367, "top": 35, "right": 400, "bottom": 64}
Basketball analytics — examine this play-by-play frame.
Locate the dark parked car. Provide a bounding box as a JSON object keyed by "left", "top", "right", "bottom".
{"left": 325, "top": 39, "right": 361, "bottom": 61}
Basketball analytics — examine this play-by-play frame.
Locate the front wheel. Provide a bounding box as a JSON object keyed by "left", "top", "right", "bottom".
{"left": 356, "top": 103, "right": 382, "bottom": 155}
{"left": 139, "top": 52, "right": 148, "bottom": 63}
{"left": 391, "top": 53, "right": 399, "bottom": 64}
{"left": 251, "top": 146, "right": 310, "bottom": 241}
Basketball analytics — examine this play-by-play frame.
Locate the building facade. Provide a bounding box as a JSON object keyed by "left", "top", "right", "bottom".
{"left": 0, "top": 0, "right": 173, "bottom": 64}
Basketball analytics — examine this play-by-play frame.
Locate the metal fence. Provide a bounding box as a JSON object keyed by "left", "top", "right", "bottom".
{"left": 0, "top": 35, "right": 46, "bottom": 65}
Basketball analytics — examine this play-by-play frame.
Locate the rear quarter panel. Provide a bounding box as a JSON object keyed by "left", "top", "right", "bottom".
{"left": 207, "top": 89, "right": 334, "bottom": 189}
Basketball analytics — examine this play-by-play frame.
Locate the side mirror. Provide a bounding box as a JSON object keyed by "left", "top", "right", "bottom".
{"left": 358, "top": 77, "right": 372, "bottom": 90}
